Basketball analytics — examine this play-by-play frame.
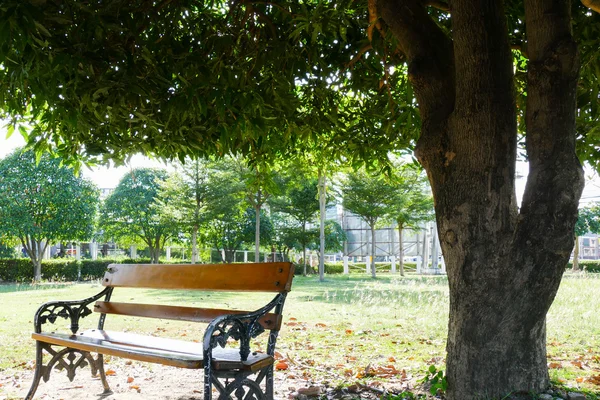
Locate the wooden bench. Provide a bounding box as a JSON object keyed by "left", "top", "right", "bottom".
{"left": 25, "top": 262, "right": 294, "bottom": 400}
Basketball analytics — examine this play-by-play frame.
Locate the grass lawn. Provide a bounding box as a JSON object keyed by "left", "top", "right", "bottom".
{"left": 1, "top": 272, "right": 600, "bottom": 398}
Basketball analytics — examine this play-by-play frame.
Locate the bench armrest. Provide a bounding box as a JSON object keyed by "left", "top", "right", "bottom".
{"left": 33, "top": 287, "right": 113, "bottom": 334}
{"left": 202, "top": 292, "right": 287, "bottom": 362}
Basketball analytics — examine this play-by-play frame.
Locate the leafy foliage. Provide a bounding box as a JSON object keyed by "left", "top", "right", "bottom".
{"left": 99, "top": 168, "right": 178, "bottom": 263}
{"left": 575, "top": 204, "right": 600, "bottom": 237}
{"left": 156, "top": 158, "right": 210, "bottom": 262}
{"left": 0, "top": 0, "right": 420, "bottom": 170}
{"left": 384, "top": 163, "right": 434, "bottom": 231}
{"left": 271, "top": 176, "right": 320, "bottom": 274}
{"left": 0, "top": 148, "right": 98, "bottom": 279}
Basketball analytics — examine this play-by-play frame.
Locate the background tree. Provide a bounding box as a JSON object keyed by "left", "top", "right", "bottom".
{"left": 235, "top": 159, "right": 281, "bottom": 263}
{"left": 0, "top": 148, "right": 98, "bottom": 280}
{"left": 306, "top": 220, "right": 347, "bottom": 265}
{"left": 2, "top": 1, "right": 600, "bottom": 397}
{"left": 271, "top": 213, "right": 303, "bottom": 260}
{"left": 100, "top": 168, "right": 178, "bottom": 264}
{"left": 384, "top": 163, "right": 434, "bottom": 276}
{"left": 271, "top": 177, "right": 320, "bottom": 275}
{"left": 202, "top": 159, "right": 248, "bottom": 262}
{"left": 573, "top": 204, "right": 600, "bottom": 271}
{"left": 341, "top": 168, "right": 392, "bottom": 278}
{"left": 158, "top": 158, "right": 209, "bottom": 263}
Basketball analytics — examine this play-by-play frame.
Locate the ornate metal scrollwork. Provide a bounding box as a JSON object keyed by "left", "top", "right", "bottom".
{"left": 205, "top": 292, "right": 287, "bottom": 362}
{"left": 40, "top": 344, "right": 99, "bottom": 382}
{"left": 34, "top": 287, "right": 112, "bottom": 334}
{"left": 216, "top": 378, "right": 265, "bottom": 400}
{"left": 209, "top": 318, "right": 265, "bottom": 361}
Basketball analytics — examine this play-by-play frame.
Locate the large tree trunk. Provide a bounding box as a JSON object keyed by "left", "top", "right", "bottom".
{"left": 379, "top": 0, "right": 583, "bottom": 398}
{"left": 318, "top": 169, "right": 326, "bottom": 282}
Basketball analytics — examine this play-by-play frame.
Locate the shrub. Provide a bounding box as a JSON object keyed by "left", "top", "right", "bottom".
{"left": 0, "top": 259, "right": 33, "bottom": 282}
{"left": 567, "top": 260, "right": 600, "bottom": 272}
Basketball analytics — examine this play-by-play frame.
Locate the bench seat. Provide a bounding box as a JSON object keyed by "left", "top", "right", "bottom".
{"left": 32, "top": 330, "right": 273, "bottom": 372}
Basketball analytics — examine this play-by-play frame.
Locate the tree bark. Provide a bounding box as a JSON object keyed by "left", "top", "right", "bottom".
{"left": 573, "top": 236, "right": 580, "bottom": 271}
{"left": 378, "top": 0, "right": 584, "bottom": 398}
{"left": 192, "top": 224, "right": 199, "bottom": 264}
{"left": 302, "top": 223, "right": 307, "bottom": 276}
{"left": 318, "top": 169, "right": 326, "bottom": 281}
{"left": 397, "top": 223, "right": 405, "bottom": 276}
{"left": 21, "top": 236, "right": 45, "bottom": 281}
{"left": 370, "top": 224, "right": 376, "bottom": 278}
{"left": 255, "top": 202, "right": 261, "bottom": 263}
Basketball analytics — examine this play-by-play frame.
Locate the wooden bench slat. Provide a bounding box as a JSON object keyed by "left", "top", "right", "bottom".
{"left": 102, "top": 262, "right": 294, "bottom": 292}
{"left": 93, "top": 302, "right": 283, "bottom": 330}
{"left": 32, "top": 330, "right": 273, "bottom": 372}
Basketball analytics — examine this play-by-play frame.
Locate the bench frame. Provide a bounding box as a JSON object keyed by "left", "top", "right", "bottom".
{"left": 25, "top": 262, "right": 294, "bottom": 400}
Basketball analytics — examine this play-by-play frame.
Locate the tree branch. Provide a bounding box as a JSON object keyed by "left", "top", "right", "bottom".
{"left": 376, "top": 0, "right": 454, "bottom": 120}
{"left": 346, "top": 44, "right": 373, "bottom": 69}
{"left": 582, "top": 0, "right": 600, "bottom": 13}
{"left": 515, "top": 0, "right": 584, "bottom": 300}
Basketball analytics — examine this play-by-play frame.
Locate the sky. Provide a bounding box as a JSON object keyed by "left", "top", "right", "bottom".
{"left": 2, "top": 123, "right": 600, "bottom": 204}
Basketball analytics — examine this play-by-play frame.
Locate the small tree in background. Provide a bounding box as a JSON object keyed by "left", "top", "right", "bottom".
{"left": 306, "top": 220, "right": 346, "bottom": 267}
{"left": 158, "top": 158, "right": 210, "bottom": 263}
{"left": 202, "top": 158, "right": 248, "bottom": 262}
{"left": 100, "top": 168, "right": 178, "bottom": 264}
{"left": 0, "top": 148, "right": 99, "bottom": 280}
{"left": 341, "top": 168, "right": 391, "bottom": 278}
{"left": 271, "top": 177, "right": 320, "bottom": 275}
{"left": 385, "top": 163, "right": 434, "bottom": 276}
{"left": 573, "top": 204, "right": 600, "bottom": 271}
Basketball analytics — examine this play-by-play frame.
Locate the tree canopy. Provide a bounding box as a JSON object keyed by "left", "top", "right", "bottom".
{"left": 0, "top": 0, "right": 419, "bottom": 169}
{"left": 100, "top": 167, "right": 178, "bottom": 263}
{"left": 0, "top": 148, "right": 98, "bottom": 279}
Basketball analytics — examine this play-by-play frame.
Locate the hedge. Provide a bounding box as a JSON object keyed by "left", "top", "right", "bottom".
{"left": 567, "top": 260, "right": 600, "bottom": 272}
{"left": 1, "top": 258, "right": 429, "bottom": 282}
{"left": 293, "top": 262, "right": 419, "bottom": 276}
{"left": 0, "top": 258, "right": 190, "bottom": 282}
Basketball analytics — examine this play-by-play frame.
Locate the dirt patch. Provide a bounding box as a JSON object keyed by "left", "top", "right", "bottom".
{"left": 0, "top": 359, "right": 407, "bottom": 400}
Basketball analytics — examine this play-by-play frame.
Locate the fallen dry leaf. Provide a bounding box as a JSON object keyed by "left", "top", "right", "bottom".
{"left": 275, "top": 361, "right": 289, "bottom": 370}
{"left": 315, "top": 323, "right": 327, "bottom": 328}
{"left": 548, "top": 362, "right": 562, "bottom": 369}
{"left": 129, "top": 385, "right": 141, "bottom": 393}
{"left": 105, "top": 369, "right": 117, "bottom": 376}
{"left": 586, "top": 375, "right": 600, "bottom": 385}
{"left": 127, "top": 377, "right": 134, "bottom": 383}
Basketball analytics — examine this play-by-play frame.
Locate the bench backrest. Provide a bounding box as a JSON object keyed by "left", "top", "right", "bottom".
{"left": 102, "top": 262, "right": 294, "bottom": 292}
{"left": 95, "top": 262, "right": 294, "bottom": 331}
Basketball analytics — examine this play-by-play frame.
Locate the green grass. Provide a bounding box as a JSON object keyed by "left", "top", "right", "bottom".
{"left": 1, "top": 273, "right": 600, "bottom": 396}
